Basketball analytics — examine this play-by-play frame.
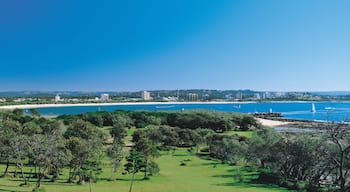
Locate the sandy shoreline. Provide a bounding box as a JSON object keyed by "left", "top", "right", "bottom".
{"left": 0, "top": 102, "right": 326, "bottom": 128}
{"left": 1, "top": 100, "right": 344, "bottom": 110}
{"left": 256, "top": 118, "right": 291, "bottom": 127}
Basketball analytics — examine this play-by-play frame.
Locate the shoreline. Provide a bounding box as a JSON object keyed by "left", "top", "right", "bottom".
{"left": 256, "top": 118, "right": 292, "bottom": 127}
{"left": 1, "top": 100, "right": 349, "bottom": 110}
{"left": 1, "top": 102, "right": 348, "bottom": 129}
{"left": 0, "top": 101, "right": 256, "bottom": 110}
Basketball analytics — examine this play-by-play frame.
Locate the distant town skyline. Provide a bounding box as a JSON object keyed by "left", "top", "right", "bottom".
{"left": 0, "top": 0, "right": 349, "bottom": 92}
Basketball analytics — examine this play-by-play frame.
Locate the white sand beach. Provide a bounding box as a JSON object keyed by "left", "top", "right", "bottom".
{"left": 256, "top": 118, "right": 290, "bottom": 127}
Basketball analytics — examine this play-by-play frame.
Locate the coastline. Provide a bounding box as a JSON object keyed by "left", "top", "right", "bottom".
{"left": 1, "top": 100, "right": 348, "bottom": 110}
{"left": 0, "top": 101, "right": 256, "bottom": 110}
{"left": 256, "top": 118, "right": 291, "bottom": 127}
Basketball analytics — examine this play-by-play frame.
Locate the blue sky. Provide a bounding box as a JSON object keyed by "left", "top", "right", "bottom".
{"left": 0, "top": 0, "right": 349, "bottom": 92}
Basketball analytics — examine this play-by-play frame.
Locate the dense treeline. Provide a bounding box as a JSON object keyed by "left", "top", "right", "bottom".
{"left": 245, "top": 125, "right": 350, "bottom": 192}
{"left": 1, "top": 109, "right": 349, "bottom": 192}
{"left": 57, "top": 110, "right": 258, "bottom": 132}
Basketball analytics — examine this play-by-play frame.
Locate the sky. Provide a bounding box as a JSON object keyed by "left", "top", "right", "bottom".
{"left": 0, "top": 0, "right": 349, "bottom": 92}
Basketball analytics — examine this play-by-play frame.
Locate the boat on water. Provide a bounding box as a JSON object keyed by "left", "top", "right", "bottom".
{"left": 233, "top": 105, "right": 241, "bottom": 109}
{"left": 155, "top": 105, "right": 175, "bottom": 109}
{"left": 311, "top": 103, "right": 316, "bottom": 113}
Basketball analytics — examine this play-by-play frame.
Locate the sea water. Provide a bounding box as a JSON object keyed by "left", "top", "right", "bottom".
{"left": 30, "top": 101, "right": 350, "bottom": 122}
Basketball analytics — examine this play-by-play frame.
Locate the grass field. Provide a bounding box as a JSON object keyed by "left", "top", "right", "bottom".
{"left": 0, "top": 147, "right": 292, "bottom": 192}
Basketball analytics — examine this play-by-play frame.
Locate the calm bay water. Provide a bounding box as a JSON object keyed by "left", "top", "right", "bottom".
{"left": 31, "top": 101, "right": 350, "bottom": 122}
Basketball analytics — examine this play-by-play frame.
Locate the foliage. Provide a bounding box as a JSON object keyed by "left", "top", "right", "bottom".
{"left": 1, "top": 109, "right": 349, "bottom": 192}
{"left": 58, "top": 110, "right": 259, "bottom": 132}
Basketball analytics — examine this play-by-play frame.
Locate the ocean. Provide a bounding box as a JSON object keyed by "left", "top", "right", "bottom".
{"left": 30, "top": 101, "right": 350, "bottom": 122}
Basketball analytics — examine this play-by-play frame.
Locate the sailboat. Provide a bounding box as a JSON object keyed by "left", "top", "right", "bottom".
{"left": 311, "top": 102, "right": 316, "bottom": 113}
{"left": 233, "top": 105, "right": 241, "bottom": 109}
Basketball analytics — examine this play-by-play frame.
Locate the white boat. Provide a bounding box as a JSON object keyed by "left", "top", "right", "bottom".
{"left": 233, "top": 105, "right": 241, "bottom": 109}
{"left": 311, "top": 103, "right": 316, "bottom": 113}
{"left": 155, "top": 105, "right": 174, "bottom": 109}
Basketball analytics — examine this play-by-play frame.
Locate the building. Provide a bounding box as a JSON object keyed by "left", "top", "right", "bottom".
{"left": 100, "top": 93, "right": 109, "bottom": 102}
{"left": 55, "top": 94, "right": 61, "bottom": 102}
{"left": 141, "top": 91, "right": 151, "bottom": 101}
{"left": 253, "top": 93, "right": 261, "bottom": 100}
{"left": 188, "top": 93, "right": 198, "bottom": 101}
{"left": 236, "top": 91, "right": 243, "bottom": 100}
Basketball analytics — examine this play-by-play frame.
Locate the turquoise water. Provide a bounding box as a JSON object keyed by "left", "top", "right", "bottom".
{"left": 30, "top": 101, "right": 350, "bottom": 122}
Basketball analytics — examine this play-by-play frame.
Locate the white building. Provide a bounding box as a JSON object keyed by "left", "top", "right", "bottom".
{"left": 55, "top": 94, "right": 61, "bottom": 102}
{"left": 141, "top": 91, "right": 151, "bottom": 101}
{"left": 254, "top": 93, "right": 261, "bottom": 100}
{"left": 100, "top": 93, "right": 109, "bottom": 102}
{"left": 188, "top": 93, "right": 198, "bottom": 101}
{"left": 236, "top": 91, "right": 243, "bottom": 100}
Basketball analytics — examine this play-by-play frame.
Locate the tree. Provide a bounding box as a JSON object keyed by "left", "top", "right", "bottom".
{"left": 22, "top": 121, "right": 42, "bottom": 136}
{"left": 29, "top": 119, "right": 69, "bottom": 189}
{"left": 12, "top": 108, "right": 24, "bottom": 117}
{"left": 274, "top": 135, "right": 326, "bottom": 186}
{"left": 159, "top": 126, "right": 179, "bottom": 147}
{"left": 29, "top": 108, "right": 41, "bottom": 117}
{"left": 247, "top": 128, "right": 283, "bottom": 168}
{"left": 195, "top": 128, "right": 215, "bottom": 146}
{"left": 11, "top": 135, "right": 29, "bottom": 185}
{"left": 192, "top": 129, "right": 207, "bottom": 153}
{"left": 239, "top": 115, "right": 257, "bottom": 131}
{"left": 146, "top": 161, "right": 160, "bottom": 176}
{"left": 124, "top": 150, "right": 145, "bottom": 192}
{"left": 134, "top": 137, "right": 159, "bottom": 179}
{"left": 64, "top": 120, "right": 103, "bottom": 183}
{"left": 107, "top": 117, "right": 127, "bottom": 181}
{"left": 80, "top": 156, "right": 102, "bottom": 192}
{"left": 0, "top": 118, "right": 17, "bottom": 176}
{"left": 325, "top": 122, "right": 350, "bottom": 191}
{"left": 209, "top": 135, "right": 246, "bottom": 164}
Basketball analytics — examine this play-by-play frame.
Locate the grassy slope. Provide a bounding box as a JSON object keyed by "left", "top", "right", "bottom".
{"left": 0, "top": 148, "right": 291, "bottom": 192}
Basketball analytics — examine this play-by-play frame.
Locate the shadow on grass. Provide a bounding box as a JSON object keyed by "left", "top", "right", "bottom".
{"left": 199, "top": 162, "right": 217, "bottom": 166}
{"left": 0, "top": 184, "right": 26, "bottom": 192}
{"left": 0, "top": 189, "right": 23, "bottom": 192}
{"left": 211, "top": 174, "right": 234, "bottom": 179}
{"left": 211, "top": 167, "right": 283, "bottom": 190}
{"left": 213, "top": 182, "right": 284, "bottom": 189}
{"left": 172, "top": 154, "right": 189, "bottom": 157}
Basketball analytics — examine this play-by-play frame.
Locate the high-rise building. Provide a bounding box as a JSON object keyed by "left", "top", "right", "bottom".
{"left": 55, "top": 94, "right": 61, "bottom": 102}
{"left": 142, "top": 91, "right": 151, "bottom": 100}
{"left": 254, "top": 93, "right": 261, "bottom": 100}
{"left": 100, "top": 93, "right": 109, "bottom": 102}
{"left": 236, "top": 91, "right": 243, "bottom": 100}
{"left": 188, "top": 93, "right": 198, "bottom": 101}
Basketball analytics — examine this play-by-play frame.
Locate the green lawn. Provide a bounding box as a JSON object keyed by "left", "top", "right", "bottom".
{"left": 0, "top": 149, "right": 292, "bottom": 192}
{"left": 223, "top": 130, "right": 254, "bottom": 138}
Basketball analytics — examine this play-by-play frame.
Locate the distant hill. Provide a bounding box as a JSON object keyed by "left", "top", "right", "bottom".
{"left": 0, "top": 91, "right": 106, "bottom": 97}
{"left": 312, "top": 91, "right": 350, "bottom": 96}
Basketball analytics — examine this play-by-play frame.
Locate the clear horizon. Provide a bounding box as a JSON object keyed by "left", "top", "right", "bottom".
{"left": 0, "top": 0, "right": 349, "bottom": 92}
{"left": 0, "top": 89, "right": 350, "bottom": 93}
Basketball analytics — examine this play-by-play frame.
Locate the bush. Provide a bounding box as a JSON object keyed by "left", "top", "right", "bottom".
{"left": 233, "top": 170, "right": 244, "bottom": 183}
{"left": 255, "top": 171, "right": 280, "bottom": 184}
{"left": 200, "top": 147, "right": 210, "bottom": 153}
